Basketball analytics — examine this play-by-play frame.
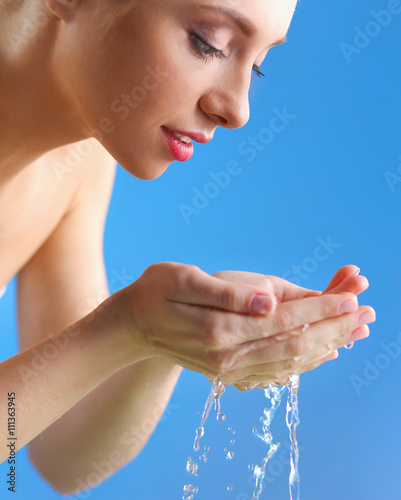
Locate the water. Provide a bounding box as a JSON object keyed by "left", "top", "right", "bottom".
{"left": 184, "top": 378, "right": 226, "bottom": 500}
{"left": 183, "top": 484, "right": 198, "bottom": 500}
{"left": 193, "top": 378, "right": 226, "bottom": 452}
{"left": 251, "top": 384, "right": 286, "bottom": 499}
{"left": 286, "top": 375, "right": 300, "bottom": 500}
{"left": 251, "top": 378, "right": 301, "bottom": 500}
{"left": 184, "top": 376, "right": 301, "bottom": 499}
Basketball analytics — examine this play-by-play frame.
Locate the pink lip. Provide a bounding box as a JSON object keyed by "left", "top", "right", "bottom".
{"left": 162, "top": 127, "right": 194, "bottom": 162}
{"left": 166, "top": 128, "right": 212, "bottom": 144}
{"left": 161, "top": 126, "right": 213, "bottom": 162}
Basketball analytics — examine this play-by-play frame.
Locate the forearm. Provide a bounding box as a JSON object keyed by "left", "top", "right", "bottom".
{"left": 30, "top": 357, "right": 182, "bottom": 494}
{"left": 0, "top": 296, "right": 137, "bottom": 466}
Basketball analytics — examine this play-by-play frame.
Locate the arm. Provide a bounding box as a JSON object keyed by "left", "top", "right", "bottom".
{"left": 15, "top": 147, "right": 181, "bottom": 494}
{"left": 10, "top": 146, "right": 375, "bottom": 496}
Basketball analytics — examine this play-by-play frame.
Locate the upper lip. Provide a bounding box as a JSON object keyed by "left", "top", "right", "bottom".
{"left": 163, "top": 126, "right": 213, "bottom": 144}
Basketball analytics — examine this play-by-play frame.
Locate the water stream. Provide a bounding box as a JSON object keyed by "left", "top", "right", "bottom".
{"left": 183, "top": 375, "right": 301, "bottom": 500}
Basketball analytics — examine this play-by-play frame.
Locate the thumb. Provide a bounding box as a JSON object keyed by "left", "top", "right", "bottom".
{"left": 172, "top": 267, "right": 276, "bottom": 315}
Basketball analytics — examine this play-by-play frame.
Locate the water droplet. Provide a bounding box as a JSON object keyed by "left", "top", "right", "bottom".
{"left": 344, "top": 342, "right": 354, "bottom": 350}
{"left": 226, "top": 450, "right": 234, "bottom": 460}
{"left": 217, "top": 412, "right": 226, "bottom": 421}
{"left": 204, "top": 445, "right": 210, "bottom": 452}
{"left": 227, "top": 484, "right": 233, "bottom": 492}
{"left": 230, "top": 439, "right": 236, "bottom": 444}
{"left": 193, "top": 426, "right": 205, "bottom": 451}
{"left": 228, "top": 426, "right": 232, "bottom": 431}
{"left": 182, "top": 484, "right": 198, "bottom": 500}
{"left": 248, "top": 463, "right": 255, "bottom": 471}
{"left": 186, "top": 457, "right": 199, "bottom": 475}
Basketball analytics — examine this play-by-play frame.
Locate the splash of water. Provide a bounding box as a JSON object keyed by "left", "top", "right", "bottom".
{"left": 184, "top": 378, "right": 226, "bottom": 499}
{"left": 185, "top": 375, "right": 302, "bottom": 500}
{"left": 193, "top": 378, "right": 226, "bottom": 452}
{"left": 251, "top": 384, "right": 286, "bottom": 499}
{"left": 286, "top": 375, "right": 300, "bottom": 500}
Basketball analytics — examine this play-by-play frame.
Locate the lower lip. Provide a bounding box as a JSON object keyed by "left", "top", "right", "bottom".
{"left": 162, "top": 127, "right": 194, "bottom": 162}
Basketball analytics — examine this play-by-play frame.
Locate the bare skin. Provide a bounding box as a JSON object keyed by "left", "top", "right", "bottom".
{"left": 0, "top": 0, "right": 376, "bottom": 495}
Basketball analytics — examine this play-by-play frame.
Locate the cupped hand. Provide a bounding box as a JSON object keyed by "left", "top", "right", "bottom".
{"left": 119, "top": 263, "right": 375, "bottom": 389}
{"left": 221, "top": 265, "right": 374, "bottom": 389}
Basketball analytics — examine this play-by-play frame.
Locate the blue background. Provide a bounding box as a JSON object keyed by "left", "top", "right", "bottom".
{"left": 1, "top": 0, "right": 400, "bottom": 498}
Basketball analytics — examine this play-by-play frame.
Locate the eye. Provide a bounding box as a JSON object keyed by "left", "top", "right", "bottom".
{"left": 252, "top": 64, "right": 265, "bottom": 78}
{"left": 189, "top": 29, "right": 265, "bottom": 77}
{"left": 189, "top": 31, "right": 226, "bottom": 61}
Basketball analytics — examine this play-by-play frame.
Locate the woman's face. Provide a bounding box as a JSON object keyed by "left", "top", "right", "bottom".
{"left": 53, "top": 0, "right": 297, "bottom": 180}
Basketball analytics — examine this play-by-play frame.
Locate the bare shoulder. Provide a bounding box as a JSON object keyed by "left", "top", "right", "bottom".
{"left": 0, "top": 139, "right": 117, "bottom": 288}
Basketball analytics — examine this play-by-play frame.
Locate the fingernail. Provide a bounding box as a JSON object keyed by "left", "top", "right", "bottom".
{"left": 357, "top": 309, "right": 376, "bottom": 327}
{"left": 356, "top": 277, "right": 370, "bottom": 293}
{"left": 339, "top": 298, "right": 358, "bottom": 314}
{"left": 251, "top": 295, "right": 274, "bottom": 315}
{"left": 350, "top": 325, "right": 370, "bottom": 341}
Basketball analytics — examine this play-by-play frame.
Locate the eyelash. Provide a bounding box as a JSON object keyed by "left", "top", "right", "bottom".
{"left": 189, "top": 31, "right": 265, "bottom": 78}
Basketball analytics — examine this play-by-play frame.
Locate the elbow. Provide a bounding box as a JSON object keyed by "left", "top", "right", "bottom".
{"left": 29, "top": 448, "right": 100, "bottom": 496}
{"left": 28, "top": 443, "right": 135, "bottom": 496}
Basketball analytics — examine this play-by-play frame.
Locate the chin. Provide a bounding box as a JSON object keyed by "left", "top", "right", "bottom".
{"left": 101, "top": 139, "right": 171, "bottom": 181}
{"left": 118, "top": 157, "right": 171, "bottom": 181}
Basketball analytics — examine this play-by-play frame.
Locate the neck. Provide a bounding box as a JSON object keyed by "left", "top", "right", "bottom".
{"left": 0, "top": 1, "right": 88, "bottom": 182}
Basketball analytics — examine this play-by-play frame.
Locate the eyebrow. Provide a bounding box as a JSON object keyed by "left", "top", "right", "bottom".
{"left": 199, "top": 5, "right": 288, "bottom": 49}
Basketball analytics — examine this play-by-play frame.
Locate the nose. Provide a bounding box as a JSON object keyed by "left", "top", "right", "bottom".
{"left": 199, "top": 69, "right": 251, "bottom": 130}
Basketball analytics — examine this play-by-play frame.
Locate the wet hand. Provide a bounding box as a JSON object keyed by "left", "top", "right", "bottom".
{"left": 228, "top": 265, "right": 375, "bottom": 389}
{"left": 118, "top": 263, "right": 375, "bottom": 388}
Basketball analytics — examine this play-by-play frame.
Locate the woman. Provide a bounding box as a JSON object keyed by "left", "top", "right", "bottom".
{"left": 0, "top": 0, "right": 376, "bottom": 495}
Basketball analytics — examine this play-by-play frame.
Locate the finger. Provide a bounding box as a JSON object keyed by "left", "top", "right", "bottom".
{"left": 323, "top": 275, "right": 369, "bottom": 296}
{"left": 348, "top": 324, "right": 370, "bottom": 342}
{"left": 168, "top": 266, "right": 276, "bottom": 315}
{"left": 322, "top": 265, "right": 360, "bottom": 294}
{"left": 244, "top": 292, "right": 359, "bottom": 342}
{"left": 169, "top": 290, "right": 359, "bottom": 351}
{"left": 212, "top": 271, "right": 274, "bottom": 294}
{"left": 320, "top": 349, "right": 339, "bottom": 362}
{"left": 232, "top": 384, "right": 247, "bottom": 391}
{"left": 269, "top": 277, "right": 321, "bottom": 302}
{"left": 225, "top": 305, "right": 375, "bottom": 373}
{"left": 225, "top": 348, "right": 340, "bottom": 385}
